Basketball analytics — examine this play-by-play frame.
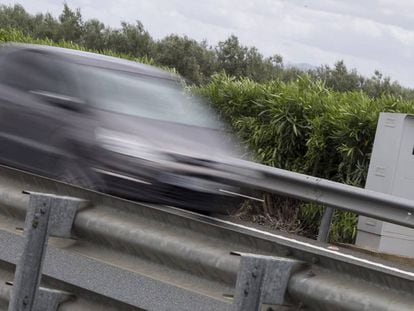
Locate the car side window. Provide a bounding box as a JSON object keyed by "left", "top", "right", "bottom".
{"left": 0, "top": 50, "right": 76, "bottom": 97}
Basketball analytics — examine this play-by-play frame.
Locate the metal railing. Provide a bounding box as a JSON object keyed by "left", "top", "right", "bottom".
{"left": 208, "top": 159, "right": 414, "bottom": 239}
{"left": 0, "top": 164, "right": 412, "bottom": 310}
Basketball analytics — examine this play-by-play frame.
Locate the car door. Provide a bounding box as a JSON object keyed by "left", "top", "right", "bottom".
{"left": 0, "top": 49, "right": 81, "bottom": 174}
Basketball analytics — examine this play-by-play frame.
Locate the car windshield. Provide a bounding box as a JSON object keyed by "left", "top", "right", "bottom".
{"left": 80, "top": 66, "right": 223, "bottom": 129}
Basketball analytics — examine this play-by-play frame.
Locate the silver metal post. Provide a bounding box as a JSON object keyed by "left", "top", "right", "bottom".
{"left": 232, "top": 252, "right": 303, "bottom": 311}
{"left": 9, "top": 194, "right": 52, "bottom": 311}
{"left": 317, "top": 207, "right": 334, "bottom": 242}
{"left": 8, "top": 192, "right": 82, "bottom": 311}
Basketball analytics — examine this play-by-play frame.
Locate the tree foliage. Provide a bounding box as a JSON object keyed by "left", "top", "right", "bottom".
{"left": 153, "top": 35, "right": 215, "bottom": 84}
{"left": 2, "top": 3, "right": 412, "bottom": 96}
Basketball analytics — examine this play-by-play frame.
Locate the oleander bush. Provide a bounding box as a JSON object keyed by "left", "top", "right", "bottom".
{"left": 195, "top": 74, "right": 414, "bottom": 242}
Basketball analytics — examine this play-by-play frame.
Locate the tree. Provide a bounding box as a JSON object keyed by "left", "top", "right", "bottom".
{"left": 58, "top": 3, "right": 83, "bottom": 42}
{"left": 216, "top": 35, "right": 248, "bottom": 77}
{"left": 312, "top": 61, "right": 363, "bottom": 92}
{"left": 81, "top": 19, "right": 105, "bottom": 51}
{"left": 0, "top": 4, "right": 34, "bottom": 34}
{"left": 119, "top": 21, "right": 153, "bottom": 57}
{"left": 154, "top": 35, "right": 216, "bottom": 84}
{"left": 33, "top": 12, "right": 60, "bottom": 41}
{"left": 215, "top": 36, "right": 286, "bottom": 82}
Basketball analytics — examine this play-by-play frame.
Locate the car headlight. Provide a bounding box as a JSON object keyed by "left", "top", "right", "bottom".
{"left": 95, "top": 127, "right": 169, "bottom": 162}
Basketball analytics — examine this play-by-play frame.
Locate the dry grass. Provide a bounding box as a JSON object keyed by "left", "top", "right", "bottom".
{"left": 234, "top": 195, "right": 309, "bottom": 236}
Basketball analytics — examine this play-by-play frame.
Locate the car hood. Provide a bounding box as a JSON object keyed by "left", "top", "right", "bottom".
{"left": 95, "top": 110, "right": 243, "bottom": 162}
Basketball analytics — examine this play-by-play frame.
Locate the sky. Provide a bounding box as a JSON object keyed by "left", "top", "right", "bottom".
{"left": 5, "top": 0, "right": 414, "bottom": 87}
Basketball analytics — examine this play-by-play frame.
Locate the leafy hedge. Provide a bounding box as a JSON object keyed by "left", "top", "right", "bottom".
{"left": 195, "top": 74, "right": 414, "bottom": 242}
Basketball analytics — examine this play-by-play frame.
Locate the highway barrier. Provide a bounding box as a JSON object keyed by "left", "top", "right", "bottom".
{"left": 0, "top": 164, "right": 412, "bottom": 310}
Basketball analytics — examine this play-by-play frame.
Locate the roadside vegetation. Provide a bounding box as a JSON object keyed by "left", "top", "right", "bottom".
{"left": 195, "top": 74, "right": 414, "bottom": 242}
{"left": 2, "top": 3, "right": 414, "bottom": 243}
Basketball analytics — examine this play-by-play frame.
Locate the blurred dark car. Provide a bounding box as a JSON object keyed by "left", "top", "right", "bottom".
{"left": 0, "top": 44, "right": 246, "bottom": 213}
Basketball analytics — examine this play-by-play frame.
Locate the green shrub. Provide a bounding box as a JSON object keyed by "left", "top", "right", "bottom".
{"left": 196, "top": 73, "right": 414, "bottom": 243}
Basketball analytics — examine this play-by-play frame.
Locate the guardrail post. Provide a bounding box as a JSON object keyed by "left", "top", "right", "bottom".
{"left": 317, "top": 207, "right": 334, "bottom": 242}
{"left": 9, "top": 194, "right": 52, "bottom": 311}
{"left": 231, "top": 252, "right": 304, "bottom": 311}
{"left": 8, "top": 192, "right": 84, "bottom": 311}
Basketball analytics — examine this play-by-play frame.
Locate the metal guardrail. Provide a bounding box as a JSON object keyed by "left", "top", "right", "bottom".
{"left": 0, "top": 164, "right": 412, "bottom": 310}
{"left": 206, "top": 159, "right": 414, "bottom": 241}
{"left": 158, "top": 156, "right": 414, "bottom": 241}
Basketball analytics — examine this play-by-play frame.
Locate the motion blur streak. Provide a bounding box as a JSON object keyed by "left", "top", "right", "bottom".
{"left": 0, "top": 43, "right": 248, "bottom": 213}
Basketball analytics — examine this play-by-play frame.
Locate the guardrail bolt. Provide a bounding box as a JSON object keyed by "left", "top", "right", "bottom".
{"left": 22, "top": 295, "right": 28, "bottom": 306}
{"left": 243, "top": 281, "right": 249, "bottom": 296}
{"left": 307, "top": 270, "right": 316, "bottom": 277}
{"left": 252, "top": 266, "right": 259, "bottom": 278}
{"left": 32, "top": 217, "right": 39, "bottom": 228}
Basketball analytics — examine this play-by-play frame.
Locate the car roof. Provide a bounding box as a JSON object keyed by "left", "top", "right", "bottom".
{"left": 0, "top": 43, "right": 177, "bottom": 80}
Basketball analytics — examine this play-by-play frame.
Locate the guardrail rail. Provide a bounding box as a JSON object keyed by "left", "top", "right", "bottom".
{"left": 0, "top": 164, "right": 412, "bottom": 310}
